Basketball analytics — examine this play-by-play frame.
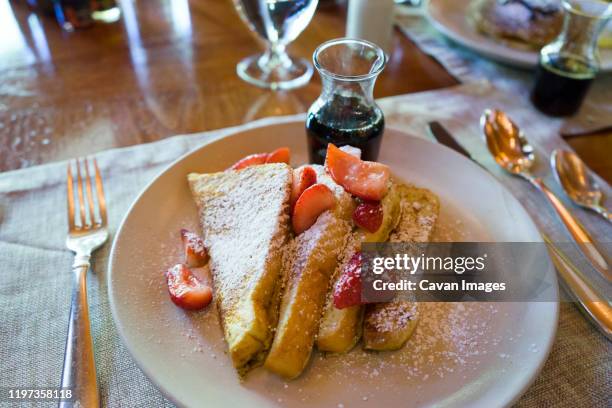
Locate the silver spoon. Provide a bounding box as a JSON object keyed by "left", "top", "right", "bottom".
{"left": 552, "top": 149, "right": 612, "bottom": 224}
{"left": 481, "top": 109, "right": 611, "bottom": 282}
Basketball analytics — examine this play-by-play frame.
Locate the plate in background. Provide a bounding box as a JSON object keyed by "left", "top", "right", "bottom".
{"left": 425, "top": 0, "right": 612, "bottom": 71}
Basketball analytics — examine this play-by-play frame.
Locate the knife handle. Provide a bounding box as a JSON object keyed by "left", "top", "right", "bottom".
{"left": 544, "top": 235, "right": 612, "bottom": 341}
{"left": 530, "top": 177, "right": 611, "bottom": 282}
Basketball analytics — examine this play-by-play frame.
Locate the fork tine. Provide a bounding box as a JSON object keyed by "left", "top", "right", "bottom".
{"left": 93, "top": 158, "right": 107, "bottom": 227}
{"left": 83, "top": 158, "right": 96, "bottom": 226}
{"left": 75, "top": 159, "right": 87, "bottom": 228}
{"left": 66, "top": 163, "right": 76, "bottom": 231}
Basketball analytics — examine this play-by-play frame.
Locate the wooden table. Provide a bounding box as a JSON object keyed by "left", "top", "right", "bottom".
{"left": 1, "top": 0, "right": 610, "bottom": 183}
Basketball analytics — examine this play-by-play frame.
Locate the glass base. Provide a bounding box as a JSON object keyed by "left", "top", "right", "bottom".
{"left": 237, "top": 51, "right": 313, "bottom": 91}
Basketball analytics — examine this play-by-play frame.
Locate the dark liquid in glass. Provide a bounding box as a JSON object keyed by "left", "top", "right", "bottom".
{"left": 305, "top": 94, "right": 384, "bottom": 164}
{"left": 531, "top": 55, "right": 594, "bottom": 117}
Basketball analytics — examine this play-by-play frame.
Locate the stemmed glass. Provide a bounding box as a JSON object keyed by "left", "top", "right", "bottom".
{"left": 233, "top": 0, "right": 319, "bottom": 90}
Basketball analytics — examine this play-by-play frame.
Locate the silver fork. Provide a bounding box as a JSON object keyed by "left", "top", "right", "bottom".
{"left": 60, "top": 158, "right": 108, "bottom": 408}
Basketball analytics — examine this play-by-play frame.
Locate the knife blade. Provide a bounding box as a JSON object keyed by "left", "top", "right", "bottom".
{"left": 427, "top": 121, "right": 474, "bottom": 161}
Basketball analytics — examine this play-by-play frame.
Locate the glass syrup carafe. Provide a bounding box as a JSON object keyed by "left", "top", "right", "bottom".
{"left": 306, "top": 38, "right": 387, "bottom": 164}
{"left": 531, "top": 0, "right": 612, "bottom": 116}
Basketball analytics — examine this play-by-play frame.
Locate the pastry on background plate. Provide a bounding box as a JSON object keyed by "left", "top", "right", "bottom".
{"left": 469, "top": 0, "right": 564, "bottom": 49}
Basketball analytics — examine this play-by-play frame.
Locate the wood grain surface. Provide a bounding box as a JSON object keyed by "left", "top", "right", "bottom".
{"left": 0, "top": 0, "right": 609, "bottom": 183}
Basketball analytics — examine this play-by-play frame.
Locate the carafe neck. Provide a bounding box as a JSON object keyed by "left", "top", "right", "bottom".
{"left": 320, "top": 74, "right": 377, "bottom": 106}
{"left": 543, "top": 1, "right": 612, "bottom": 71}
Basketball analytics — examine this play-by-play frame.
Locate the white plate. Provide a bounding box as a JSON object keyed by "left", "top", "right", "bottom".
{"left": 425, "top": 0, "right": 612, "bottom": 71}
{"left": 108, "top": 122, "right": 558, "bottom": 408}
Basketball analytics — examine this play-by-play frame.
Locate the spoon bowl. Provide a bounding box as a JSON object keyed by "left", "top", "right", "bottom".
{"left": 481, "top": 109, "right": 535, "bottom": 176}
{"left": 552, "top": 149, "right": 611, "bottom": 222}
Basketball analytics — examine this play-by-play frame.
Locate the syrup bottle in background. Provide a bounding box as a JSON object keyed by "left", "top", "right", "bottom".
{"left": 306, "top": 38, "right": 387, "bottom": 164}
{"left": 531, "top": 0, "right": 612, "bottom": 117}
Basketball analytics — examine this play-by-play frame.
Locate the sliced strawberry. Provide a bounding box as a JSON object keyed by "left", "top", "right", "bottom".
{"left": 165, "top": 264, "right": 213, "bottom": 311}
{"left": 333, "top": 252, "right": 362, "bottom": 309}
{"left": 229, "top": 147, "right": 290, "bottom": 170}
{"left": 229, "top": 153, "right": 268, "bottom": 170}
{"left": 292, "top": 183, "right": 336, "bottom": 235}
{"left": 266, "top": 147, "right": 290, "bottom": 164}
{"left": 325, "top": 143, "right": 390, "bottom": 201}
{"left": 353, "top": 201, "right": 383, "bottom": 233}
{"left": 290, "top": 166, "right": 317, "bottom": 208}
{"left": 339, "top": 145, "right": 362, "bottom": 158}
{"left": 180, "top": 229, "right": 209, "bottom": 268}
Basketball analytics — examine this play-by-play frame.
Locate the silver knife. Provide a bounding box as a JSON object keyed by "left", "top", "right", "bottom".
{"left": 427, "top": 121, "right": 474, "bottom": 161}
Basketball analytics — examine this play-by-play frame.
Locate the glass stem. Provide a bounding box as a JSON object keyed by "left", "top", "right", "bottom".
{"left": 258, "top": 43, "right": 292, "bottom": 72}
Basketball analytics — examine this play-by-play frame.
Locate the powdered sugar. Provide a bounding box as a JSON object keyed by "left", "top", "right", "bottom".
{"left": 365, "top": 300, "right": 418, "bottom": 332}
{"left": 390, "top": 185, "right": 439, "bottom": 244}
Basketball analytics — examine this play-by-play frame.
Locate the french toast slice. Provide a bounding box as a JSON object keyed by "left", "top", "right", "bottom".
{"left": 187, "top": 163, "right": 292, "bottom": 375}
{"left": 363, "top": 300, "right": 419, "bottom": 351}
{"left": 316, "top": 235, "right": 363, "bottom": 354}
{"left": 317, "top": 183, "right": 401, "bottom": 353}
{"left": 363, "top": 185, "right": 439, "bottom": 351}
{"left": 264, "top": 165, "right": 353, "bottom": 379}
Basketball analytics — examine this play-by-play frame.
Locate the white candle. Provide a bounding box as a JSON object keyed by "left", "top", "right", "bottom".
{"left": 346, "top": 0, "right": 395, "bottom": 54}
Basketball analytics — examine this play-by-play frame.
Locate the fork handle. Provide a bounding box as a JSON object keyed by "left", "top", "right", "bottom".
{"left": 59, "top": 254, "right": 99, "bottom": 408}
{"left": 530, "top": 177, "right": 611, "bottom": 282}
